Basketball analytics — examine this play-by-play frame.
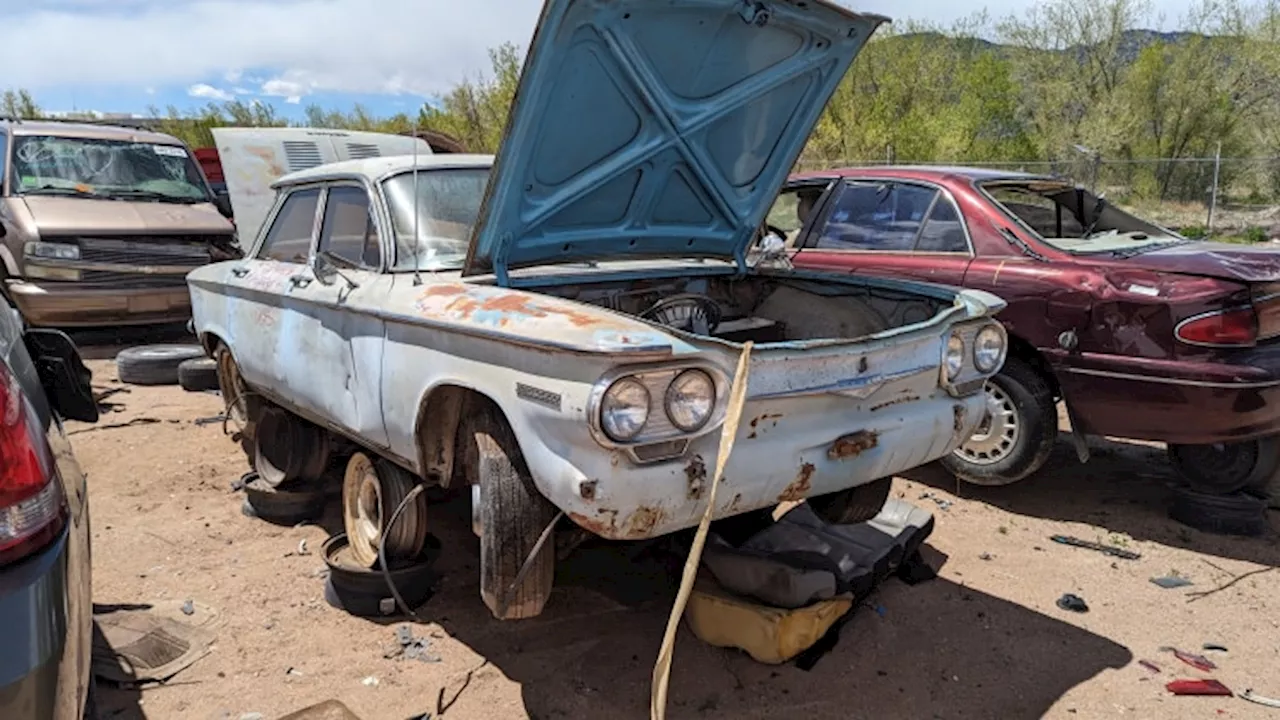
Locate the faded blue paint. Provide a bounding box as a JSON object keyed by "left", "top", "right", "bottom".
{"left": 464, "top": 0, "right": 888, "bottom": 283}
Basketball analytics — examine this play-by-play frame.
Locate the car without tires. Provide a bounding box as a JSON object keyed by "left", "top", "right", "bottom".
{"left": 189, "top": 0, "right": 1009, "bottom": 621}
{"left": 772, "top": 166, "right": 1280, "bottom": 498}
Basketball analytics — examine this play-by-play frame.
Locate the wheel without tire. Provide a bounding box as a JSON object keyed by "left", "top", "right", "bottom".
{"left": 254, "top": 406, "right": 331, "bottom": 487}
{"left": 468, "top": 410, "right": 558, "bottom": 620}
{"left": 116, "top": 344, "right": 206, "bottom": 386}
{"left": 807, "top": 477, "right": 892, "bottom": 525}
{"left": 1168, "top": 436, "right": 1280, "bottom": 495}
{"left": 177, "top": 358, "right": 219, "bottom": 392}
{"left": 942, "top": 357, "right": 1057, "bottom": 486}
{"left": 1168, "top": 486, "right": 1270, "bottom": 537}
{"left": 341, "top": 452, "right": 428, "bottom": 569}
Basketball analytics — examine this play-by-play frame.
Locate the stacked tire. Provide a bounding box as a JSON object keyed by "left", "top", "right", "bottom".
{"left": 1166, "top": 439, "right": 1277, "bottom": 536}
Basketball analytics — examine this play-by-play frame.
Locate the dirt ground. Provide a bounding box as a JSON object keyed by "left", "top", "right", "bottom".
{"left": 73, "top": 351, "right": 1280, "bottom": 720}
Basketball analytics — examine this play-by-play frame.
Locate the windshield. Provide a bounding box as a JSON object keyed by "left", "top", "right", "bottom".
{"left": 981, "top": 181, "right": 1185, "bottom": 255}
{"left": 383, "top": 167, "right": 490, "bottom": 271}
{"left": 11, "top": 135, "right": 211, "bottom": 203}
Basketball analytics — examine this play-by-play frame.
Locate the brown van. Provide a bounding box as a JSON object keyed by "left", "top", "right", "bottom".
{"left": 0, "top": 120, "right": 240, "bottom": 327}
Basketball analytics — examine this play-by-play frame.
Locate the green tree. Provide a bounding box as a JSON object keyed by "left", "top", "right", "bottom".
{"left": 1, "top": 89, "right": 41, "bottom": 118}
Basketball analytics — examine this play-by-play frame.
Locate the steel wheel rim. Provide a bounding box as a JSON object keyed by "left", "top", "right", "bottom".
{"left": 342, "top": 454, "right": 382, "bottom": 568}
{"left": 1171, "top": 441, "right": 1259, "bottom": 491}
{"left": 955, "top": 382, "right": 1020, "bottom": 466}
{"left": 216, "top": 349, "right": 250, "bottom": 426}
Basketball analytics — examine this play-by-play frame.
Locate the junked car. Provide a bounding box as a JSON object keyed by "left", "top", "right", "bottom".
{"left": 774, "top": 165, "right": 1280, "bottom": 502}
{"left": 0, "top": 120, "right": 240, "bottom": 328}
{"left": 189, "top": 0, "right": 1009, "bottom": 621}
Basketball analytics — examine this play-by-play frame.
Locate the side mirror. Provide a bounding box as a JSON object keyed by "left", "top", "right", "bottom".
{"left": 22, "top": 328, "right": 99, "bottom": 423}
{"left": 213, "top": 191, "right": 234, "bottom": 220}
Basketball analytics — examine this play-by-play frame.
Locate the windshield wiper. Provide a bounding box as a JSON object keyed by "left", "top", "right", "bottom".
{"left": 101, "top": 189, "right": 203, "bottom": 204}
{"left": 21, "top": 185, "right": 105, "bottom": 198}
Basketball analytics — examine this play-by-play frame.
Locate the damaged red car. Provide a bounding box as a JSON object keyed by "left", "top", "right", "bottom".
{"left": 767, "top": 165, "right": 1280, "bottom": 497}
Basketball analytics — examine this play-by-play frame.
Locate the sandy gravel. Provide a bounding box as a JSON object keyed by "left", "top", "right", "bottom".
{"left": 73, "top": 355, "right": 1279, "bottom": 720}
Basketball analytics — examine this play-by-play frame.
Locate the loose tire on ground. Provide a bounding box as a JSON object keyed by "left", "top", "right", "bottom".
{"left": 807, "top": 477, "right": 892, "bottom": 525}
{"left": 116, "top": 344, "right": 206, "bottom": 386}
{"left": 468, "top": 409, "right": 558, "bottom": 620}
{"left": 1168, "top": 486, "right": 1270, "bottom": 537}
{"left": 177, "top": 358, "right": 219, "bottom": 392}
{"left": 942, "top": 357, "right": 1058, "bottom": 486}
{"left": 241, "top": 471, "right": 327, "bottom": 526}
{"left": 1168, "top": 436, "right": 1280, "bottom": 496}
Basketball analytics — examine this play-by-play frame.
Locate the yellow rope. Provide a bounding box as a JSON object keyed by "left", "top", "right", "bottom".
{"left": 650, "top": 341, "right": 754, "bottom": 720}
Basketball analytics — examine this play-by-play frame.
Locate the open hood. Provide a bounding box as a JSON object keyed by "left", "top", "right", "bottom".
{"left": 464, "top": 0, "right": 886, "bottom": 283}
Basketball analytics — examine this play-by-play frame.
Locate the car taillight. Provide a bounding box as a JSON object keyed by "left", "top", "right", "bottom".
{"left": 1175, "top": 307, "right": 1258, "bottom": 347}
{"left": 0, "top": 361, "right": 65, "bottom": 567}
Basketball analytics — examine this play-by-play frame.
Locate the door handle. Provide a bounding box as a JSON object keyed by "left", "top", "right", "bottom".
{"left": 289, "top": 274, "right": 313, "bottom": 289}
{"left": 231, "top": 267, "right": 250, "bottom": 278}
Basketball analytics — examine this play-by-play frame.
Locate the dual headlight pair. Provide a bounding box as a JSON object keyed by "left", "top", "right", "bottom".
{"left": 599, "top": 369, "right": 716, "bottom": 443}
{"left": 944, "top": 323, "right": 1005, "bottom": 381}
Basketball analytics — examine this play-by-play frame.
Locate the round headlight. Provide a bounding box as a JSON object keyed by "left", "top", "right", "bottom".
{"left": 601, "top": 378, "right": 650, "bottom": 441}
{"left": 944, "top": 332, "right": 965, "bottom": 381}
{"left": 974, "top": 324, "right": 1006, "bottom": 373}
{"left": 665, "top": 369, "right": 716, "bottom": 432}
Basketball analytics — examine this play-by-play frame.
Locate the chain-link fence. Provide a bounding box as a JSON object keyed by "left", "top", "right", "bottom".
{"left": 795, "top": 154, "right": 1280, "bottom": 242}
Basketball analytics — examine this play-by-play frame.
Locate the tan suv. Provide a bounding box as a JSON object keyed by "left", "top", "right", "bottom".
{"left": 0, "top": 119, "right": 240, "bottom": 327}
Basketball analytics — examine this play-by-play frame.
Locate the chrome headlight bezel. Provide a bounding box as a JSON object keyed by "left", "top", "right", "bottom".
{"left": 943, "top": 332, "right": 965, "bottom": 382}
{"left": 599, "top": 377, "right": 651, "bottom": 442}
{"left": 664, "top": 368, "right": 716, "bottom": 433}
{"left": 973, "top": 323, "right": 1007, "bottom": 373}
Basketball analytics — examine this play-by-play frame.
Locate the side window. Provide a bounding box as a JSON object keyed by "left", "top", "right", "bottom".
{"left": 987, "top": 187, "right": 1084, "bottom": 238}
{"left": 914, "top": 195, "right": 969, "bottom": 253}
{"left": 259, "top": 188, "right": 321, "bottom": 263}
{"left": 318, "top": 186, "right": 380, "bottom": 269}
{"left": 0, "top": 131, "right": 7, "bottom": 192}
{"left": 815, "top": 182, "right": 938, "bottom": 252}
{"left": 764, "top": 184, "right": 827, "bottom": 247}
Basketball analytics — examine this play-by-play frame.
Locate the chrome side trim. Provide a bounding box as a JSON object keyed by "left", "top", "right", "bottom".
{"left": 1062, "top": 366, "right": 1280, "bottom": 390}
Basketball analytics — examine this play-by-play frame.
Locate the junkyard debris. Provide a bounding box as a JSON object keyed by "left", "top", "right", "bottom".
{"left": 1202, "top": 643, "right": 1229, "bottom": 653}
{"left": 1149, "top": 576, "right": 1193, "bottom": 589}
{"left": 1159, "top": 646, "right": 1217, "bottom": 671}
{"left": 918, "top": 492, "right": 952, "bottom": 511}
{"left": 361, "top": 676, "right": 380, "bottom": 687}
{"left": 387, "top": 626, "right": 442, "bottom": 663}
{"left": 1056, "top": 594, "right": 1089, "bottom": 613}
{"left": 1050, "top": 535, "right": 1141, "bottom": 560}
{"left": 1165, "top": 678, "right": 1232, "bottom": 696}
{"left": 181, "top": 600, "right": 195, "bottom": 616}
{"left": 1241, "top": 689, "right": 1280, "bottom": 708}
{"left": 1138, "top": 660, "right": 1161, "bottom": 673}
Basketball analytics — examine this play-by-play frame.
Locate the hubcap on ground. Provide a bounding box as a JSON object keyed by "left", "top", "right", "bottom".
{"left": 955, "top": 383, "right": 1020, "bottom": 466}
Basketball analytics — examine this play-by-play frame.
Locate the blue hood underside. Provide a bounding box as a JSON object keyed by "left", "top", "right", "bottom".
{"left": 464, "top": 0, "right": 886, "bottom": 284}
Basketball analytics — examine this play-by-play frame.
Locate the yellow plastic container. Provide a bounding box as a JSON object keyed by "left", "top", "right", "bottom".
{"left": 683, "top": 576, "right": 853, "bottom": 665}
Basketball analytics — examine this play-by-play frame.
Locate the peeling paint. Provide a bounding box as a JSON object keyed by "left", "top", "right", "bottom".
{"left": 870, "top": 394, "right": 920, "bottom": 412}
{"left": 953, "top": 403, "right": 968, "bottom": 435}
{"left": 778, "top": 462, "right": 815, "bottom": 502}
{"left": 729, "top": 492, "right": 744, "bottom": 511}
{"left": 625, "top": 506, "right": 665, "bottom": 537}
{"left": 829, "top": 430, "right": 878, "bottom": 460}
{"left": 684, "top": 455, "right": 707, "bottom": 500}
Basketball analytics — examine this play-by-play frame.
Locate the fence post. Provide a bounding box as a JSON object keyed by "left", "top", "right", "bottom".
{"left": 1207, "top": 142, "right": 1222, "bottom": 235}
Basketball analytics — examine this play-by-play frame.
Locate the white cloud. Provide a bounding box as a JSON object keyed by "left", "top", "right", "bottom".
{"left": 187, "top": 82, "right": 233, "bottom": 101}
{"left": 0, "top": 0, "right": 541, "bottom": 98}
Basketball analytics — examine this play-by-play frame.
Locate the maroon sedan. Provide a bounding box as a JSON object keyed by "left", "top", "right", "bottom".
{"left": 767, "top": 165, "right": 1280, "bottom": 497}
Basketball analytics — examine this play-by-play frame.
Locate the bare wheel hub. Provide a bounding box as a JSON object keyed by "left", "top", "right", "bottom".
{"left": 955, "top": 382, "right": 1020, "bottom": 466}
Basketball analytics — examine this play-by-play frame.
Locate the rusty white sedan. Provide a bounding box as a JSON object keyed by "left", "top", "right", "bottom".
{"left": 188, "top": 0, "right": 1008, "bottom": 620}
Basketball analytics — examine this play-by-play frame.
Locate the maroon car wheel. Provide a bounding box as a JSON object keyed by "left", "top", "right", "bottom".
{"left": 1167, "top": 437, "right": 1280, "bottom": 496}
{"left": 942, "top": 358, "right": 1057, "bottom": 486}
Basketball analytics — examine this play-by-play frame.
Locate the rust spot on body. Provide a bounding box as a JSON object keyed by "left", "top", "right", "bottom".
{"left": 579, "top": 479, "right": 598, "bottom": 501}
{"left": 568, "top": 508, "right": 619, "bottom": 536}
{"left": 625, "top": 506, "right": 665, "bottom": 537}
{"left": 953, "top": 403, "right": 967, "bottom": 434}
{"left": 870, "top": 394, "right": 920, "bottom": 412}
{"left": 422, "top": 284, "right": 466, "bottom": 298}
{"left": 829, "top": 430, "right": 878, "bottom": 460}
{"left": 684, "top": 455, "right": 707, "bottom": 500}
{"left": 778, "top": 463, "right": 815, "bottom": 502}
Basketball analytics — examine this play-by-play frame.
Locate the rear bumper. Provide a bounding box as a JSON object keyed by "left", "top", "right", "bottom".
{"left": 6, "top": 280, "right": 191, "bottom": 327}
{"left": 0, "top": 531, "right": 83, "bottom": 720}
{"left": 1055, "top": 350, "right": 1280, "bottom": 444}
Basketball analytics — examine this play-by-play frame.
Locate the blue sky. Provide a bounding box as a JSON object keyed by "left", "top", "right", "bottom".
{"left": 3, "top": 0, "right": 1202, "bottom": 122}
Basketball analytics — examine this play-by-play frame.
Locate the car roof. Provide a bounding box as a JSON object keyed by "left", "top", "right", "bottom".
{"left": 274, "top": 154, "right": 495, "bottom": 188}
{"left": 792, "top": 165, "right": 1062, "bottom": 184}
{"left": 1, "top": 119, "right": 186, "bottom": 145}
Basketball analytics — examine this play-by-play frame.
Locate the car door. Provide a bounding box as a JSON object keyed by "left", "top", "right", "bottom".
{"left": 219, "top": 185, "right": 324, "bottom": 398}
{"left": 790, "top": 179, "right": 973, "bottom": 288}
{"left": 282, "top": 182, "right": 390, "bottom": 447}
